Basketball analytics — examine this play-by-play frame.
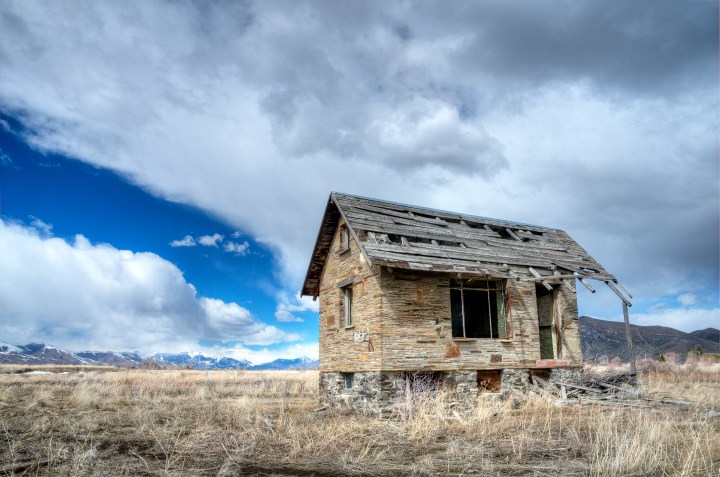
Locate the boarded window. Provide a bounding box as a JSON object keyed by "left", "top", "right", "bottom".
{"left": 339, "top": 225, "right": 350, "bottom": 252}
{"left": 451, "top": 279, "right": 507, "bottom": 339}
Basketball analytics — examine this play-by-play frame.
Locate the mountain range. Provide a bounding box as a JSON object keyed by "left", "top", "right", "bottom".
{"left": 0, "top": 342, "right": 318, "bottom": 370}
{"left": 579, "top": 316, "right": 719, "bottom": 362}
{"left": 2, "top": 316, "right": 718, "bottom": 368}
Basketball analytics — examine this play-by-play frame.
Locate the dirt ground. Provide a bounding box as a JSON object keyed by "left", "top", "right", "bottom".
{"left": 0, "top": 365, "right": 718, "bottom": 476}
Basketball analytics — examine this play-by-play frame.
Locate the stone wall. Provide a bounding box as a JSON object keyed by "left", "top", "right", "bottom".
{"left": 318, "top": 218, "right": 383, "bottom": 372}
{"left": 320, "top": 367, "right": 585, "bottom": 415}
{"left": 377, "top": 269, "right": 583, "bottom": 370}
{"left": 318, "top": 221, "right": 584, "bottom": 398}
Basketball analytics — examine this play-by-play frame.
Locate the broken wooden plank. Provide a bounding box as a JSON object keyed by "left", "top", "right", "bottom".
{"left": 552, "top": 381, "right": 602, "bottom": 393}
{"left": 597, "top": 382, "right": 639, "bottom": 395}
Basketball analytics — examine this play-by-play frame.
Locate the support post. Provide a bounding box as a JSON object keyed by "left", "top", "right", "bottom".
{"left": 622, "top": 301, "right": 637, "bottom": 374}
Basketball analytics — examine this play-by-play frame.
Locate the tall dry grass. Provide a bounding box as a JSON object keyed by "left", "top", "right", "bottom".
{"left": 0, "top": 364, "right": 718, "bottom": 476}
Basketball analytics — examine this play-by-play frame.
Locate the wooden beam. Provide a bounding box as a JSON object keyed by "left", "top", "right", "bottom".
{"left": 579, "top": 278, "right": 596, "bottom": 293}
{"left": 529, "top": 267, "right": 553, "bottom": 288}
{"left": 503, "top": 263, "right": 520, "bottom": 281}
{"left": 614, "top": 280, "right": 634, "bottom": 299}
{"left": 623, "top": 301, "right": 637, "bottom": 374}
{"left": 606, "top": 281, "right": 632, "bottom": 307}
{"left": 505, "top": 228, "right": 523, "bottom": 242}
{"left": 561, "top": 279, "right": 576, "bottom": 292}
{"left": 529, "top": 267, "right": 553, "bottom": 291}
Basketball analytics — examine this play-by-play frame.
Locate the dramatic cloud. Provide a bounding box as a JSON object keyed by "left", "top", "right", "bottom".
{"left": 0, "top": 219, "right": 298, "bottom": 351}
{"left": 0, "top": 0, "right": 717, "bottom": 326}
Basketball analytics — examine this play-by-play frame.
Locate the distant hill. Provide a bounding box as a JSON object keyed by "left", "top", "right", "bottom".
{"left": 689, "top": 328, "right": 720, "bottom": 343}
{"left": 579, "top": 316, "right": 720, "bottom": 362}
{"left": 0, "top": 342, "right": 318, "bottom": 370}
{"left": 248, "top": 357, "right": 318, "bottom": 370}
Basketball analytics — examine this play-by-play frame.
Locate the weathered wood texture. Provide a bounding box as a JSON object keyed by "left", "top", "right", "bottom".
{"left": 303, "top": 193, "right": 617, "bottom": 298}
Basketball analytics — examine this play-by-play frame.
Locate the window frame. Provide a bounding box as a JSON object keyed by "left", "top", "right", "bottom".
{"left": 450, "top": 279, "right": 507, "bottom": 339}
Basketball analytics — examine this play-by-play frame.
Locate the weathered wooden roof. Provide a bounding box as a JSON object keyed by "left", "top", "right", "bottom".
{"left": 301, "top": 192, "right": 618, "bottom": 298}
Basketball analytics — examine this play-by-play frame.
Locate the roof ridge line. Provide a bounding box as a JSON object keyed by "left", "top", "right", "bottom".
{"left": 330, "top": 191, "right": 563, "bottom": 232}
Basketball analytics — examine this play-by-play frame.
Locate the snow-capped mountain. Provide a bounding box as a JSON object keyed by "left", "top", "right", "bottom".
{"left": 0, "top": 341, "right": 318, "bottom": 370}
{"left": 0, "top": 342, "right": 88, "bottom": 365}
{"left": 150, "top": 352, "right": 252, "bottom": 370}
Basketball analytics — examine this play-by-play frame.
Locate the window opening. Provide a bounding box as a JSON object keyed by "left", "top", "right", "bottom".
{"left": 536, "top": 284, "right": 555, "bottom": 359}
{"left": 343, "top": 286, "right": 353, "bottom": 327}
{"left": 343, "top": 372, "right": 354, "bottom": 390}
{"left": 477, "top": 370, "right": 502, "bottom": 393}
{"left": 404, "top": 371, "right": 443, "bottom": 393}
{"left": 451, "top": 279, "right": 507, "bottom": 339}
{"left": 339, "top": 225, "right": 350, "bottom": 251}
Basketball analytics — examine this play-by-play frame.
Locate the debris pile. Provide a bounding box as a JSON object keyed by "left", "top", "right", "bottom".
{"left": 529, "top": 372, "right": 694, "bottom": 408}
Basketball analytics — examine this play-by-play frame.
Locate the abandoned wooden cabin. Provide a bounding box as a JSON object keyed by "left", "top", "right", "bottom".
{"left": 301, "top": 192, "right": 622, "bottom": 414}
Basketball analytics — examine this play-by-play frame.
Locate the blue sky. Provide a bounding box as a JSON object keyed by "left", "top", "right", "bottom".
{"left": 0, "top": 0, "right": 718, "bottom": 361}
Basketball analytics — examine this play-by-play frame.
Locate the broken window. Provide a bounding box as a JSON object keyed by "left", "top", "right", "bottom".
{"left": 450, "top": 279, "right": 507, "bottom": 339}
{"left": 343, "top": 286, "right": 353, "bottom": 327}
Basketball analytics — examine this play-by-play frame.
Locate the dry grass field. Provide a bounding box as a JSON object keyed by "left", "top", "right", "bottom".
{"left": 1, "top": 363, "right": 718, "bottom": 476}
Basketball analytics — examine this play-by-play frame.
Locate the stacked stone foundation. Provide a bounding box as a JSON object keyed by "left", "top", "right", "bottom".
{"left": 320, "top": 368, "right": 583, "bottom": 416}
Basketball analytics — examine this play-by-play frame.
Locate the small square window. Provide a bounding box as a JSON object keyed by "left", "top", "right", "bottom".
{"left": 343, "top": 372, "right": 354, "bottom": 390}
{"left": 450, "top": 279, "right": 507, "bottom": 339}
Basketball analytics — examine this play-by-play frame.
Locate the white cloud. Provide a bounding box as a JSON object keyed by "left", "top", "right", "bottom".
{"left": 677, "top": 293, "right": 697, "bottom": 306}
{"left": 0, "top": 219, "right": 297, "bottom": 351}
{"left": 223, "top": 240, "right": 249, "bottom": 256}
{"left": 28, "top": 216, "right": 52, "bottom": 236}
{"left": 274, "top": 308, "right": 303, "bottom": 323}
{"left": 169, "top": 235, "right": 196, "bottom": 247}
{"left": 219, "top": 341, "right": 319, "bottom": 364}
{"left": 198, "top": 233, "right": 224, "bottom": 247}
{"left": 628, "top": 307, "right": 720, "bottom": 333}
{"left": 273, "top": 292, "right": 320, "bottom": 323}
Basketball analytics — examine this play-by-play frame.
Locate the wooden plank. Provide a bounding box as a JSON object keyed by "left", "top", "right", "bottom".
{"left": 551, "top": 381, "right": 602, "bottom": 393}
{"left": 506, "top": 228, "right": 523, "bottom": 242}
{"left": 363, "top": 242, "right": 615, "bottom": 280}
{"left": 622, "top": 301, "right": 637, "bottom": 374}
